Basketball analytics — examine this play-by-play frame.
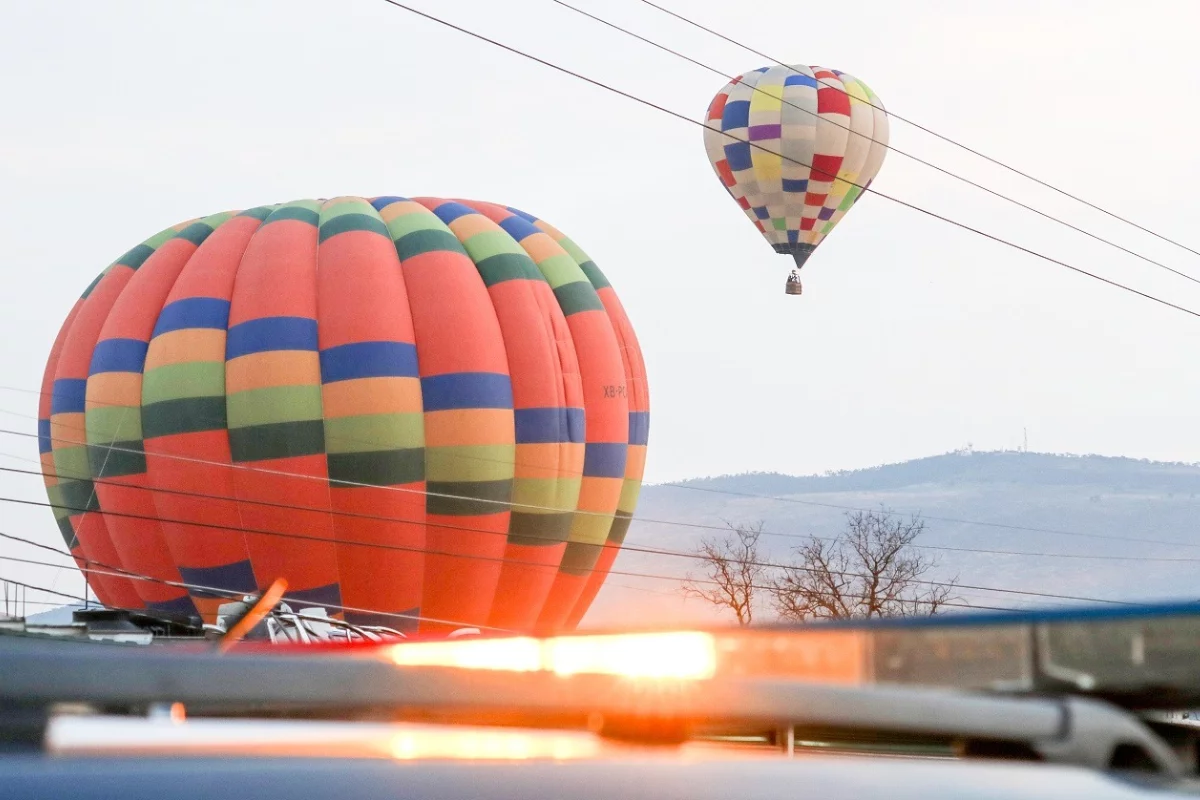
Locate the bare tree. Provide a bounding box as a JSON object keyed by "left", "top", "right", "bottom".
{"left": 680, "top": 521, "right": 764, "bottom": 626}
{"left": 770, "top": 508, "right": 958, "bottom": 622}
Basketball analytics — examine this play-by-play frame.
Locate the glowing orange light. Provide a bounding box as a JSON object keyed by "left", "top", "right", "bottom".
{"left": 385, "top": 631, "right": 717, "bottom": 680}
{"left": 387, "top": 727, "right": 599, "bottom": 761}
{"left": 386, "top": 636, "right": 544, "bottom": 672}
{"left": 545, "top": 632, "right": 716, "bottom": 679}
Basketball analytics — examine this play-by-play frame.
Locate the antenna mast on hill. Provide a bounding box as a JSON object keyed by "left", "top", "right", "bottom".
{"left": 1024, "top": 428, "right": 1028, "bottom": 453}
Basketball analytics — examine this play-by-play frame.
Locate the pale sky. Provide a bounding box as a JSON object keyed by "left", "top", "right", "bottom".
{"left": 3, "top": 0, "right": 1200, "bottom": 613}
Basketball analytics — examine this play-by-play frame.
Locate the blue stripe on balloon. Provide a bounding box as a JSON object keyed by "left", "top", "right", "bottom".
{"left": 88, "top": 338, "right": 149, "bottom": 376}
{"left": 371, "top": 196, "right": 410, "bottom": 211}
{"left": 226, "top": 317, "right": 318, "bottom": 359}
{"left": 505, "top": 206, "right": 539, "bottom": 223}
{"left": 583, "top": 442, "right": 627, "bottom": 479}
{"left": 147, "top": 594, "right": 200, "bottom": 616}
{"left": 499, "top": 215, "right": 540, "bottom": 242}
{"left": 628, "top": 412, "right": 650, "bottom": 446}
{"left": 152, "top": 297, "right": 231, "bottom": 338}
{"left": 177, "top": 560, "right": 258, "bottom": 598}
{"left": 319, "top": 341, "right": 420, "bottom": 383}
{"left": 430, "top": 202, "right": 475, "bottom": 226}
{"left": 284, "top": 582, "right": 343, "bottom": 608}
{"left": 421, "top": 372, "right": 513, "bottom": 411}
{"left": 514, "top": 407, "right": 586, "bottom": 444}
{"left": 38, "top": 418, "right": 52, "bottom": 454}
{"left": 50, "top": 379, "right": 88, "bottom": 416}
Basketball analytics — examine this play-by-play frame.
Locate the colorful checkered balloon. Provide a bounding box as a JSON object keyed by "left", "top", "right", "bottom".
{"left": 704, "top": 65, "right": 889, "bottom": 273}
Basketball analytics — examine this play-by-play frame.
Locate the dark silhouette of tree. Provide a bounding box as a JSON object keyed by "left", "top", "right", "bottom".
{"left": 680, "top": 521, "right": 764, "bottom": 626}
{"left": 770, "top": 508, "right": 957, "bottom": 621}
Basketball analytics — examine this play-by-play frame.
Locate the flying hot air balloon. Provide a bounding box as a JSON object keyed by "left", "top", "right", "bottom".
{"left": 703, "top": 65, "right": 889, "bottom": 295}
{"left": 38, "top": 196, "right": 649, "bottom": 636}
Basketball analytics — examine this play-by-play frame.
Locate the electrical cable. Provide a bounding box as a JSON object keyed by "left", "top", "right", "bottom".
{"left": 0, "top": 543, "right": 1026, "bottom": 618}
{"left": 634, "top": 0, "right": 1200, "bottom": 262}
{"left": 547, "top": 0, "right": 1200, "bottom": 287}
{"left": 7, "top": 373, "right": 1200, "bottom": 558}
{"left": 13, "top": 458, "right": 1200, "bottom": 566}
{"left": 0, "top": 495, "right": 1137, "bottom": 606}
{"left": 10, "top": 409, "right": 1200, "bottom": 560}
{"left": 374, "top": 0, "right": 1200, "bottom": 320}
{"left": 0, "top": 550, "right": 513, "bottom": 633}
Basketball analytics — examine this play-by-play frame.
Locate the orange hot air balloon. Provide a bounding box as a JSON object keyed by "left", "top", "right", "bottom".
{"left": 38, "top": 196, "right": 649, "bottom": 636}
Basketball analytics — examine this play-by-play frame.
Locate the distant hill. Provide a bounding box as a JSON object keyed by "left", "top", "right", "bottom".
{"left": 583, "top": 450, "right": 1200, "bottom": 628}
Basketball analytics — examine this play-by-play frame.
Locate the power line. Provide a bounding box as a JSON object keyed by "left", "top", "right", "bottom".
{"left": 9, "top": 385, "right": 1200, "bottom": 557}
{"left": 0, "top": 549, "right": 511, "bottom": 633}
{"left": 13, "top": 457, "right": 1200, "bottom": 568}
{"left": 0, "top": 574, "right": 89, "bottom": 606}
{"left": 547, "top": 0, "right": 1200, "bottom": 288}
{"left": 17, "top": 422, "right": 1200, "bottom": 570}
{"left": 8, "top": 387, "right": 1200, "bottom": 556}
{"left": 12, "top": 398, "right": 1200, "bottom": 568}
{"left": 11, "top": 390, "right": 1200, "bottom": 567}
{"left": 0, "top": 445, "right": 1165, "bottom": 614}
{"left": 373, "top": 1, "right": 1200, "bottom": 321}
{"left": 608, "top": 575, "right": 1027, "bottom": 613}
{"left": 634, "top": 0, "right": 1200, "bottom": 262}
{"left": 0, "top": 488, "right": 1137, "bottom": 606}
{"left": 0, "top": 597, "right": 87, "bottom": 609}
{"left": 0, "top": 537, "right": 1026, "bottom": 617}
{"left": 2, "top": 4, "right": 1182, "bottom": 618}
{"left": 658, "top": 481, "right": 1200, "bottom": 551}
{"left": 4, "top": 419, "right": 1101, "bottom": 561}
{"left": 17, "top": 393, "right": 1200, "bottom": 561}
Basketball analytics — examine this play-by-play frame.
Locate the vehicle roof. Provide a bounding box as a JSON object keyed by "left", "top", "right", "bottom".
{"left": 5, "top": 754, "right": 1197, "bottom": 800}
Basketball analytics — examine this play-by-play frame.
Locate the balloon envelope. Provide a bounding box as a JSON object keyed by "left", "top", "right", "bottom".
{"left": 38, "top": 196, "right": 649, "bottom": 635}
{"left": 703, "top": 65, "right": 889, "bottom": 272}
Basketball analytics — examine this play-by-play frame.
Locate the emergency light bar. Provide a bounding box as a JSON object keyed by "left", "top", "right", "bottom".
{"left": 375, "top": 601, "right": 1200, "bottom": 707}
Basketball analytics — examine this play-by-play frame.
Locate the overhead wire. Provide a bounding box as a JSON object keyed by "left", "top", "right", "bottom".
{"left": 13, "top": 416, "right": 1200, "bottom": 567}
{"left": 5, "top": 386, "right": 1200, "bottom": 555}
{"left": 0, "top": 598, "right": 88, "bottom": 610}
{"left": 0, "top": 549, "right": 513, "bottom": 633}
{"left": 372, "top": 1, "right": 1200, "bottom": 321}
{"left": 12, "top": 456, "right": 1200, "bottom": 566}
{"left": 0, "top": 484, "right": 1142, "bottom": 606}
{"left": 0, "top": 574, "right": 90, "bottom": 606}
{"left": 546, "top": 0, "right": 1200, "bottom": 287}
{"left": 0, "top": 441, "right": 1162, "bottom": 618}
{"left": 0, "top": 11, "right": 1185, "bottom": 624}
{"left": 609, "top": 574, "right": 1026, "bottom": 613}
{"left": 6, "top": 1, "right": 1190, "bottom": 613}
{"left": 4, "top": 400, "right": 1199, "bottom": 605}
{"left": 2, "top": 415, "right": 1158, "bottom": 612}
{"left": 634, "top": 0, "right": 1200, "bottom": 261}
{"left": 20, "top": 423, "right": 1119, "bottom": 623}
{"left": 657, "top": 480, "right": 1200, "bottom": 551}
{"left": 0, "top": 402, "right": 1193, "bottom": 614}
{"left": 0, "top": 537, "right": 1030, "bottom": 617}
